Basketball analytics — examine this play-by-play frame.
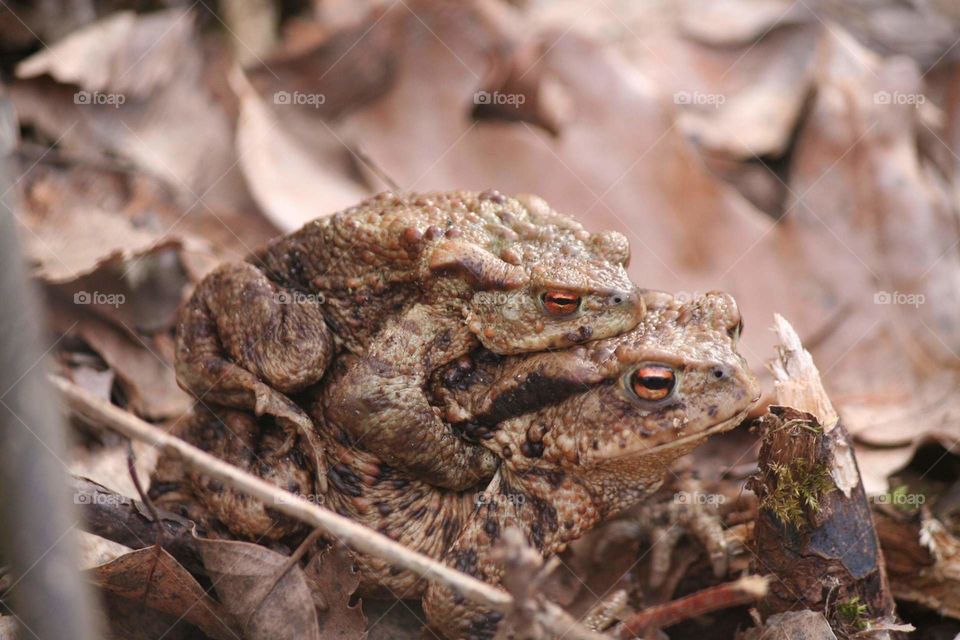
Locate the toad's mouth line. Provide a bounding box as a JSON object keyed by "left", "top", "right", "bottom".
{"left": 601, "top": 406, "right": 754, "bottom": 460}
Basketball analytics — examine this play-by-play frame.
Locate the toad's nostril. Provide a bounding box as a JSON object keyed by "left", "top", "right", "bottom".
{"left": 620, "top": 287, "right": 647, "bottom": 317}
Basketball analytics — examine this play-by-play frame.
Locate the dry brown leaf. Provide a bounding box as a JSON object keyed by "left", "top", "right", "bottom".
{"left": 195, "top": 537, "right": 322, "bottom": 640}
{"left": 304, "top": 545, "right": 367, "bottom": 639}
{"left": 774, "top": 28, "right": 960, "bottom": 485}
{"left": 11, "top": 9, "right": 246, "bottom": 209}
{"left": 678, "top": 0, "right": 810, "bottom": 45}
{"left": 532, "top": 1, "right": 817, "bottom": 161}
{"left": 68, "top": 438, "right": 159, "bottom": 508}
{"left": 73, "top": 318, "right": 190, "bottom": 421}
{"left": 90, "top": 545, "right": 238, "bottom": 640}
{"left": 249, "top": 9, "right": 395, "bottom": 121}
{"left": 20, "top": 205, "right": 189, "bottom": 334}
{"left": 48, "top": 292, "right": 190, "bottom": 421}
{"left": 332, "top": 0, "right": 797, "bottom": 368}
{"left": 76, "top": 529, "right": 134, "bottom": 573}
{"left": 24, "top": 208, "right": 176, "bottom": 285}
{"left": 812, "top": 0, "right": 960, "bottom": 68}
{"left": 16, "top": 10, "right": 193, "bottom": 97}
{"left": 68, "top": 365, "right": 115, "bottom": 403}
{"left": 634, "top": 24, "right": 819, "bottom": 159}
{"left": 15, "top": 155, "right": 273, "bottom": 271}
{"left": 230, "top": 68, "right": 369, "bottom": 231}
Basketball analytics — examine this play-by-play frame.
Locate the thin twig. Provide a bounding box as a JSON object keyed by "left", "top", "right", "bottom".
{"left": 51, "top": 375, "right": 608, "bottom": 640}
{"left": 619, "top": 575, "right": 770, "bottom": 638}
{"left": 127, "top": 442, "right": 163, "bottom": 610}
{"left": 126, "top": 442, "right": 164, "bottom": 543}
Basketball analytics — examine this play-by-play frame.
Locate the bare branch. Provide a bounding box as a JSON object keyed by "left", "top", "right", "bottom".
{"left": 619, "top": 575, "right": 770, "bottom": 638}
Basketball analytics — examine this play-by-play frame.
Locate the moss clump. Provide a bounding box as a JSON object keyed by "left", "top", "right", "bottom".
{"left": 762, "top": 458, "right": 835, "bottom": 528}
{"left": 835, "top": 596, "right": 869, "bottom": 631}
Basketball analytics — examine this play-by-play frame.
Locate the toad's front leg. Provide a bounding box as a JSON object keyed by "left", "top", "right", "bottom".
{"left": 175, "top": 262, "right": 334, "bottom": 460}
{"left": 322, "top": 302, "right": 498, "bottom": 490}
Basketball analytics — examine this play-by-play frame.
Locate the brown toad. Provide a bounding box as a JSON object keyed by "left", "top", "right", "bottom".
{"left": 158, "top": 291, "right": 759, "bottom": 639}
{"left": 176, "top": 190, "right": 644, "bottom": 489}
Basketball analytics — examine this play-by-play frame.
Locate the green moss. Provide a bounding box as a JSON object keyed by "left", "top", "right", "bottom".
{"left": 836, "top": 596, "right": 869, "bottom": 631}
{"left": 762, "top": 458, "right": 835, "bottom": 528}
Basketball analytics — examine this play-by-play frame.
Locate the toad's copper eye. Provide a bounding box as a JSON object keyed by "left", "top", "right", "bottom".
{"left": 629, "top": 365, "right": 676, "bottom": 401}
{"left": 541, "top": 291, "right": 581, "bottom": 316}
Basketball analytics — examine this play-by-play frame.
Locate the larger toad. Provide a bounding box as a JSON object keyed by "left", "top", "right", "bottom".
{"left": 175, "top": 190, "right": 644, "bottom": 490}
{"left": 157, "top": 291, "right": 759, "bottom": 639}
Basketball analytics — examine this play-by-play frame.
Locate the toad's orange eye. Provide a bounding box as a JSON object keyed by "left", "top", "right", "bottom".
{"left": 541, "top": 291, "right": 581, "bottom": 316}
{"left": 629, "top": 365, "right": 676, "bottom": 401}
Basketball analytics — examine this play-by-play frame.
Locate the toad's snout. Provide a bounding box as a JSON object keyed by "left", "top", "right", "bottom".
{"left": 608, "top": 285, "right": 646, "bottom": 320}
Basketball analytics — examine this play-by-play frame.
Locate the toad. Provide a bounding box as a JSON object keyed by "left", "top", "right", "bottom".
{"left": 157, "top": 291, "right": 759, "bottom": 639}
{"left": 175, "top": 190, "right": 644, "bottom": 490}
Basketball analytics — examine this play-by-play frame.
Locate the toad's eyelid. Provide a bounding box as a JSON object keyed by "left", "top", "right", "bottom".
{"left": 542, "top": 291, "right": 580, "bottom": 302}
{"left": 611, "top": 348, "right": 689, "bottom": 369}
{"left": 535, "top": 283, "right": 588, "bottom": 294}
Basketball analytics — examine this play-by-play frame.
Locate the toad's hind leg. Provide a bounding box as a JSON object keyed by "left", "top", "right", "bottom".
{"left": 153, "top": 406, "right": 315, "bottom": 540}
{"left": 177, "top": 262, "right": 334, "bottom": 397}
{"left": 175, "top": 262, "right": 333, "bottom": 474}
{"left": 322, "top": 304, "right": 497, "bottom": 491}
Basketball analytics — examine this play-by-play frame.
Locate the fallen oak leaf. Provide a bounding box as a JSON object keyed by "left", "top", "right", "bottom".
{"left": 194, "top": 536, "right": 322, "bottom": 640}
{"left": 89, "top": 545, "right": 238, "bottom": 640}
{"left": 303, "top": 544, "right": 367, "bottom": 639}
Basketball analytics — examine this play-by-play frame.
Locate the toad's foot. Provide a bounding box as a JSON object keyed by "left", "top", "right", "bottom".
{"left": 323, "top": 353, "right": 498, "bottom": 490}
{"left": 322, "top": 302, "right": 498, "bottom": 490}
{"left": 595, "top": 477, "right": 729, "bottom": 589}
{"left": 581, "top": 590, "right": 633, "bottom": 635}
